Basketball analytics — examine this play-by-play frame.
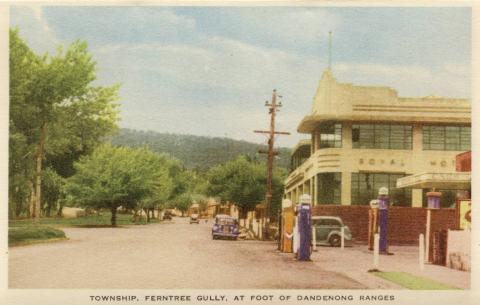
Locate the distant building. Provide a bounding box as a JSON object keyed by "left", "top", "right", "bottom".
{"left": 285, "top": 69, "right": 471, "bottom": 207}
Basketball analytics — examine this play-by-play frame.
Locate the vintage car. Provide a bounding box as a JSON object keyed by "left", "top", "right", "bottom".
{"left": 211, "top": 214, "right": 239, "bottom": 240}
{"left": 162, "top": 210, "right": 175, "bottom": 220}
{"left": 311, "top": 216, "right": 352, "bottom": 247}
{"left": 190, "top": 213, "right": 200, "bottom": 224}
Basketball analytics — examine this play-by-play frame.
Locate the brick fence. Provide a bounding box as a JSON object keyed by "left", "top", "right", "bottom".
{"left": 311, "top": 205, "right": 456, "bottom": 245}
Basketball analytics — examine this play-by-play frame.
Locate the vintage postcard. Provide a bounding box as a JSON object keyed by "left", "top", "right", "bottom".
{"left": 1, "top": 2, "right": 478, "bottom": 305}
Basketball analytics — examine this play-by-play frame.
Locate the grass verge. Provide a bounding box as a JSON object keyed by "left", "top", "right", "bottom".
{"left": 9, "top": 226, "right": 67, "bottom": 247}
{"left": 372, "top": 271, "right": 461, "bottom": 290}
{"left": 9, "top": 212, "right": 161, "bottom": 246}
{"left": 9, "top": 212, "right": 160, "bottom": 228}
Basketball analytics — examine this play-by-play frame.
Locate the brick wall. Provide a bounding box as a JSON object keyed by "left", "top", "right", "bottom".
{"left": 455, "top": 151, "right": 471, "bottom": 172}
{"left": 429, "top": 208, "right": 457, "bottom": 259}
{"left": 311, "top": 205, "right": 456, "bottom": 245}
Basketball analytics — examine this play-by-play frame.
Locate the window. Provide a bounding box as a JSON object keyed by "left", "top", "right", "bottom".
{"left": 322, "top": 219, "right": 342, "bottom": 226}
{"left": 423, "top": 125, "right": 470, "bottom": 151}
{"left": 290, "top": 144, "right": 311, "bottom": 171}
{"left": 351, "top": 173, "right": 411, "bottom": 206}
{"left": 352, "top": 124, "right": 412, "bottom": 150}
{"left": 317, "top": 173, "right": 342, "bottom": 204}
{"left": 318, "top": 123, "right": 342, "bottom": 148}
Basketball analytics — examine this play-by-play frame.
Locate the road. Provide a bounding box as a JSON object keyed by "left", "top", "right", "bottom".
{"left": 9, "top": 217, "right": 365, "bottom": 289}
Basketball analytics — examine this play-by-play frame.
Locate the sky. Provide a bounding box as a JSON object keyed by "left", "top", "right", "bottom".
{"left": 10, "top": 6, "right": 471, "bottom": 148}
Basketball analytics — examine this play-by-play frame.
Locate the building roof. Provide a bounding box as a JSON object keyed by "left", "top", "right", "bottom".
{"left": 292, "top": 139, "right": 311, "bottom": 152}
{"left": 396, "top": 172, "right": 471, "bottom": 190}
{"left": 291, "top": 139, "right": 311, "bottom": 156}
{"left": 297, "top": 70, "right": 471, "bottom": 133}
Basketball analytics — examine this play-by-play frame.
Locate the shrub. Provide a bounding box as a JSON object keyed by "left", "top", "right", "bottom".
{"left": 9, "top": 226, "right": 66, "bottom": 246}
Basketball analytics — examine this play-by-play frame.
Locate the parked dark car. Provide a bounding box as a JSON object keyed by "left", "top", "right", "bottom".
{"left": 163, "top": 210, "right": 174, "bottom": 220}
{"left": 190, "top": 213, "right": 200, "bottom": 224}
{"left": 212, "top": 214, "right": 239, "bottom": 240}
{"left": 312, "top": 216, "right": 352, "bottom": 247}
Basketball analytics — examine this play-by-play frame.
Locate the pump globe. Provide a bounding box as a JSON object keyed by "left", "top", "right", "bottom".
{"left": 282, "top": 199, "right": 293, "bottom": 208}
{"left": 378, "top": 187, "right": 389, "bottom": 196}
{"left": 299, "top": 194, "right": 311, "bottom": 205}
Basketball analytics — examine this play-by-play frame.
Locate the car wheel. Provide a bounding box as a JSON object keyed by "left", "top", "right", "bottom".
{"left": 329, "top": 234, "right": 341, "bottom": 247}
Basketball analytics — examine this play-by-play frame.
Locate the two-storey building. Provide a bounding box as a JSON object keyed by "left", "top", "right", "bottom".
{"left": 285, "top": 69, "right": 471, "bottom": 207}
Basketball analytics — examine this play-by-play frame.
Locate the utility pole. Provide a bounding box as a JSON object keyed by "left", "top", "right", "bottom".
{"left": 254, "top": 89, "right": 290, "bottom": 240}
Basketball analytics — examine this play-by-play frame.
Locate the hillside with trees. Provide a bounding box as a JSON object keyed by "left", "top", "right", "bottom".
{"left": 110, "top": 128, "right": 292, "bottom": 171}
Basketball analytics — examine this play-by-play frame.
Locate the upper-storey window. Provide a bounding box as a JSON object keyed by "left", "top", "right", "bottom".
{"left": 352, "top": 124, "right": 412, "bottom": 150}
{"left": 423, "top": 125, "right": 470, "bottom": 151}
{"left": 318, "top": 123, "right": 342, "bottom": 148}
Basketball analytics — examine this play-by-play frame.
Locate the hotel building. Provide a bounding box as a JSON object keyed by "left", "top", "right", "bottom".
{"left": 284, "top": 69, "right": 471, "bottom": 207}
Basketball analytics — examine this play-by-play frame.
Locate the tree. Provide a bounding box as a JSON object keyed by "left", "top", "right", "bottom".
{"left": 174, "top": 193, "right": 193, "bottom": 217}
{"left": 206, "top": 156, "right": 265, "bottom": 219}
{"left": 9, "top": 29, "right": 40, "bottom": 218}
{"left": 138, "top": 153, "right": 174, "bottom": 222}
{"left": 65, "top": 145, "right": 172, "bottom": 226}
{"left": 9, "top": 29, "right": 119, "bottom": 220}
{"left": 41, "top": 168, "right": 64, "bottom": 217}
{"left": 206, "top": 156, "right": 287, "bottom": 220}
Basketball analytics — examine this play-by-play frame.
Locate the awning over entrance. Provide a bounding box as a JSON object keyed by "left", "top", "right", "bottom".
{"left": 396, "top": 172, "right": 471, "bottom": 190}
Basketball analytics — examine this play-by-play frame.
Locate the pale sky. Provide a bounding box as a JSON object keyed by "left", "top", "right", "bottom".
{"left": 10, "top": 6, "right": 471, "bottom": 147}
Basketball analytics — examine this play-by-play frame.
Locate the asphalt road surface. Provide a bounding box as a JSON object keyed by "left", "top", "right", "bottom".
{"left": 9, "top": 217, "right": 365, "bottom": 289}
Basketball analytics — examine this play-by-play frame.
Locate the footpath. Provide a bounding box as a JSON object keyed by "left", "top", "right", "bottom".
{"left": 310, "top": 244, "right": 470, "bottom": 290}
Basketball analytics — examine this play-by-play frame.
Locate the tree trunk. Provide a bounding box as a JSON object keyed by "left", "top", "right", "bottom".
{"left": 111, "top": 206, "right": 117, "bottom": 226}
{"left": 33, "top": 122, "right": 47, "bottom": 220}
{"left": 133, "top": 209, "right": 138, "bottom": 223}
{"left": 28, "top": 180, "right": 35, "bottom": 218}
{"left": 144, "top": 208, "right": 150, "bottom": 222}
{"left": 15, "top": 200, "right": 23, "bottom": 218}
{"left": 46, "top": 201, "right": 52, "bottom": 217}
{"left": 57, "top": 201, "right": 64, "bottom": 217}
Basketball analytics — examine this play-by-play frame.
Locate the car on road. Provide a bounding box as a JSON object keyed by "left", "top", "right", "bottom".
{"left": 311, "top": 216, "right": 352, "bottom": 247}
{"left": 212, "top": 214, "right": 239, "bottom": 240}
{"left": 190, "top": 213, "right": 200, "bottom": 224}
{"left": 163, "top": 210, "right": 175, "bottom": 220}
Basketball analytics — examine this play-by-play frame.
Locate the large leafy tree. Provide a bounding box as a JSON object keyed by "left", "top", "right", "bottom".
{"left": 173, "top": 193, "right": 193, "bottom": 217}
{"left": 138, "top": 153, "right": 175, "bottom": 221}
{"left": 9, "top": 29, "right": 40, "bottom": 218}
{"left": 66, "top": 145, "right": 173, "bottom": 225}
{"left": 9, "top": 29, "right": 119, "bottom": 219}
{"left": 206, "top": 156, "right": 286, "bottom": 219}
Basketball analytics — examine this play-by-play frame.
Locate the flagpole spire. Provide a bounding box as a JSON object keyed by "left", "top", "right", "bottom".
{"left": 328, "top": 30, "right": 333, "bottom": 71}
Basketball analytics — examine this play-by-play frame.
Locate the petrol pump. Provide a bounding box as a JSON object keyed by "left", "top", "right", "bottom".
{"left": 281, "top": 199, "right": 294, "bottom": 253}
{"left": 296, "top": 194, "right": 312, "bottom": 261}
{"left": 425, "top": 189, "right": 442, "bottom": 262}
{"left": 368, "top": 199, "right": 379, "bottom": 251}
{"left": 378, "top": 187, "right": 393, "bottom": 255}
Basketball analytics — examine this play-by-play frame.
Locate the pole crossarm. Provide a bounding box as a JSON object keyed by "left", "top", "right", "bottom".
{"left": 258, "top": 149, "right": 279, "bottom": 155}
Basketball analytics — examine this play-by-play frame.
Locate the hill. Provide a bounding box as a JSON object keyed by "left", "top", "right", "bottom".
{"left": 109, "top": 128, "right": 292, "bottom": 171}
